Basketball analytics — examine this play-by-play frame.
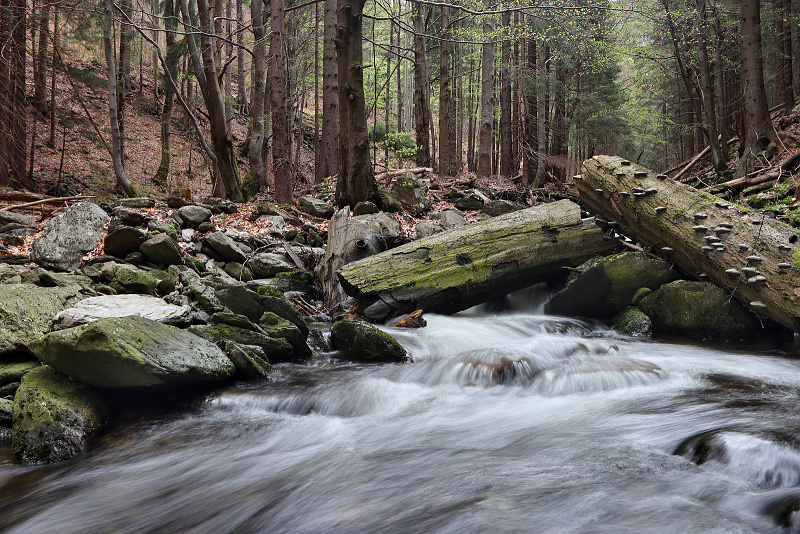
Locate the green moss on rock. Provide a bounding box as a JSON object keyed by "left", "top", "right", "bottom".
{"left": 12, "top": 366, "right": 108, "bottom": 463}
{"left": 330, "top": 320, "right": 407, "bottom": 363}
{"left": 639, "top": 280, "right": 760, "bottom": 339}
{"left": 188, "top": 324, "right": 295, "bottom": 363}
{"left": 613, "top": 306, "right": 652, "bottom": 337}
{"left": 223, "top": 341, "right": 273, "bottom": 379}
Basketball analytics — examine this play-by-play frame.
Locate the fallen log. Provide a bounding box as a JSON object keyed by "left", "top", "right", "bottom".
{"left": 337, "top": 199, "right": 619, "bottom": 322}
{"left": 701, "top": 151, "right": 800, "bottom": 194}
{"left": 577, "top": 155, "right": 800, "bottom": 332}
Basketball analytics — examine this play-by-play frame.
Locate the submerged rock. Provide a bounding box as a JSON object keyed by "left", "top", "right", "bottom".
{"left": 29, "top": 316, "right": 235, "bottom": 388}
{"left": 330, "top": 320, "right": 407, "bottom": 363}
{"left": 223, "top": 341, "right": 273, "bottom": 379}
{"left": 12, "top": 366, "right": 108, "bottom": 463}
{"left": 30, "top": 202, "right": 110, "bottom": 271}
{"left": 639, "top": 280, "right": 760, "bottom": 339}
{"left": 546, "top": 251, "right": 679, "bottom": 318}
{"left": 613, "top": 306, "right": 652, "bottom": 337}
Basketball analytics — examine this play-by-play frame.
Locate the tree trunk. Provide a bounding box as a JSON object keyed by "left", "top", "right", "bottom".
{"left": 334, "top": 0, "right": 378, "bottom": 208}
{"left": 549, "top": 56, "right": 566, "bottom": 181}
{"left": 117, "top": 0, "right": 132, "bottom": 160}
{"left": 438, "top": 6, "right": 452, "bottom": 176}
{"left": 740, "top": 0, "right": 773, "bottom": 155}
{"left": 191, "top": 0, "right": 243, "bottom": 200}
{"left": 535, "top": 44, "right": 548, "bottom": 185}
{"left": 6, "top": 0, "right": 27, "bottom": 188}
{"left": 104, "top": 0, "right": 135, "bottom": 197}
{"left": 271, "top": 0, "right": 292, "bottom": 204}
{"left": 33, "top": 3, "right": 48, "bottom": 114}
{"left": 249, "top": 0, "right": 267, "bottom": 192}
{"left": 499, "top": 10, "right": 513, "bottom": 178}
{"left": 522, "top": 35, "right": 537, "bottom": 186}
{"left": 154, "top": 0, "right": 178, "bottom": 187}
{"left": 224, "top": 0, "right": 233, "bottom": 124}
{"left": 236, "top": 0, "right": 248, "bottom": 113}
{"left": 412, "top": 2, "right": 431, "bottom": 167}
{"left": 338, "top": 200, "right": 618, "bottom": 322}
{"left": 696, "top": 0, "right": 726, "bottom": 175}
{"left": 476, "top": 0, "right": 495, "bottom": 177}
{"left": 578, "top": 154, "right": 800, "bottom": 332}
{"left": 317, "top": 0, "right": 339, "bottom": 182}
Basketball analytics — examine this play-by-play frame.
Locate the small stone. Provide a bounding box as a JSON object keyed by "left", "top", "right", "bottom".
{"left": 745, "top": 255, "right": 763, "bottom": 265}
{"left": 352, "top": 201, "right": 379, "bottom": 216}
{"left": 655, "top": 206, "right": 667, "bottom": 214}
{"left": 725, "top": 269, "right": 740, "bottom": 278}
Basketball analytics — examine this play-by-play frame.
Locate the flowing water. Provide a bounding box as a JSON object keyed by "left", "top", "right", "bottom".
{"left": 3, "top": 289, "right": 800, "bottom": 533}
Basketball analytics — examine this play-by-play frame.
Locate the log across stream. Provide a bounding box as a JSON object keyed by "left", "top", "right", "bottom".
{"left": 577, "top": 155, "right": 800, "bottom": 332}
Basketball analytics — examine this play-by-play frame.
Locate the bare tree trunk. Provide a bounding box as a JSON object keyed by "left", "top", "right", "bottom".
{"left": 334, "top": 0, "right": 378, "bottom": 207}
{"left": 696, "top": 0, "right": 726, "bottom": 175}
{"left": 317, "top": 0, "right": 338, "bottom": 182}
{"left": 189, "top": 0, "right": 243, "bottom": 199}
{"left": 117, "top": 0, "right": 132, "bottom": 160}
{"left": 9, "top": 0, "right": 28, "bottom": 188}
{"left": 249, "top": 0, "right": 267, "bottom": 192}
{"left": 104, "top": 0, "right": 135, "bottom": 197}
{"left": 224, "top": 0, "right": 233, "bottom": 124}
{"left": 740, "top": 0, "right": 773, "bottom": 156}
{"left": 412, "top": 2, "right": 431, "bottom": 167}
{"left": 535, "top": 44, "right": 548, "bottom": 186}
{"left": 476, "top": 0, "right": 494, "bottom": 178}
{"left": 499, "top": 10, "right": 513, "bottom": 178}
{"left": 154, "top": 0, "right": 178, "bottom": 186}
{"left": 271, "top": 0, "right": 292, "bottom": 204}
{"left": 33, "top": 3, "right": 49, "bottom": 114}
{"left": 548, "top": 57, "right": 566, "bottom": 181}
{"left": 48, "top": 6, "right": 58, "bottom": 147}
{"left": 236, "top": 0, "right": 248, "bottom": 113}
{"left": 467, "top": 56, "right": 476, "bottom": 173}
{"left": 712, "top": 6, "right": 730, "bottom": 159}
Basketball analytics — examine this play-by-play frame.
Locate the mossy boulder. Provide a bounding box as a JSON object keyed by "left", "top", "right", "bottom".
{"left": 0, "top": 355, "right": 39, "bottom": 387}
{"left": 216, "top": 285, "right": 308, "bottom": 337}
{"left": 140, "top": 233, "right": 183, "bottom": 267}
{"left": 109, "top": 266, "right": 158, "bottom": 295}
{"left": 639, "top": 280, "right": 760, "bottom": 339}
{"left": 188, "top": 324, "right": 295, "bottom": 363}
{"left": 12, "top": 366, "right": 108, "bottom": 463}
{"left": 0, "top": 397, "right": 11, "bottom": 426}
{"left": 223, "top": 341, "right": 273, "bottom": 379}
{"left": 28, "top": 316, "right": 235, "bottom": 388}
{"left": 613, "top": 306, "right": 652, "bottom": 337}
{"left": 0, "top": 283, "right": 84, "bottom": 355}
{"left": 330, "top": 320, "right": 407, "bottom": 363}
{"left": 545, "top": 251, "right": 680, "bottom": 318}
{"left": 259, "top": 312, "right": 312, "bottom": 358}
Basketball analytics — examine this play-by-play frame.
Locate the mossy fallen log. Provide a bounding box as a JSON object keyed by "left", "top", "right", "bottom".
{"left": 576, "top": 155, "right": 800, "bottom": 332}
{"left": 337, "top": 199, "right": 618, "bottom": 321}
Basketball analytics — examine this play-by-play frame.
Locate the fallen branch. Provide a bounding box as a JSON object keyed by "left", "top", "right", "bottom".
{"left": 0, "top": 195, "right": 95, "bottom": 212}
{"left": 281, "top": 241, "right": 308, "bottom": 271}
{"left": 702, "top": 151, "right": 800, "bottom": 194}
{"left": 376, "top": 167, "right": 432, "bottom": 184}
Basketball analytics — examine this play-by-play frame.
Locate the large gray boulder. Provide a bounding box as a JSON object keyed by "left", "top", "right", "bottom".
{"left": 204, "top": 232, "right": 246, "bottom": 263}
{"left": 355, "top": 213, "right": 404, "bottom": 247}
{"left": 247, "top": 253, "right": 294, "bottom": 278}
{"left": 189, "top": 324, "right": 294, "bottom": 362}
{"left": 330, "top": 320, "right": 407, "bottom": 363}
{"left": 176, "top": 205, "right": 213, "bottom": 228}
{"left": 30, "top": 202, "right": 109, "bottom": 271}
{"left": 546, "top": 251, "right": 680, "bottom": 319}
{"left": 103, "top": 227, "right": 149, "bottom": 258}
{"left": 297, "top": 195, "right": 335, "bottom": 219}
{"left": 12, "top": 366, "right": 108, "bottom": 463}
{"left": 217, "top": 285, "right": 308, "bottom": 337}
{"left": 391, "top": 174, "right": 431, "bottom": 215}
{"left": 223, "top": 342, "right": 273, "bottom": 379}
{"left": 639, "top": 280, "right": 761, "bottom": 339}
{"left": 52, "top": 294, "right": 193, "bottom": 330}
{"left": 140, "top": 234, "right": 183, "bottom": 267}
{"left": 0, "top": 211, "right": 35, "bottom": 227}
{"left": 28, "top": 316, "right": 236, "bottom": 388}
{"left": 0, "top": 284, "right": 84, "bottom": 355}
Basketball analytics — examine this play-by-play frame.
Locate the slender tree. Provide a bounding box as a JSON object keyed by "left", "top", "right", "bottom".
{"left": 317, "top": 0, "right": 339, "bottom": 182}
{"left": 477, "top": 0, "right": 495, "bottom": 177}
{"left": 271, "top": 0, "right": 292, "bottom": 204}
{"left": 740, "top": 0, "right": 772, "bottom": 156}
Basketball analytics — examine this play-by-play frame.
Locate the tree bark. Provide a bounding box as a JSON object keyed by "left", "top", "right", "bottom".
{"left": 438, "top": 6, "right": 453, "bottom": 176}
{"left": 549, "top": 56, "right": 566, "bottom": 181}
{"left": 334, "top": 0, "right": 378, "bottom": 207}
{"left": 476, "top": 0, "right": 495, "bottom": 178}
{"left": 271, "top": 0, "right": 292, "bottom": 204}
{"left": 154, "top": 0, "right": 178, "bottom": 187}
{"left": 249, "top": 0, "right": 267, "bottom": 192}
{"left": 740, "top": 0, "right": 773, "bottom": 155}
{"left": 522, "top": 35, "right": 537, "bottom": 186}
{"left": 412, "top": 2, "right": 431, "bottom": 167}
{"left": 236, "top": 0, "right": 248, "bottom": 114}
{"left": 337, "top": 200, "right": 618, "bottom": 322}
{"left": 104, "top": 0, "right": 135, "bottom": 197}
{"left": 317, "top": 0, "right": 339, "bottom": 182}
{"left": 33, "top": 3, "right": 48, "bottom": 114}
{"left": 578, "top": 154, "right": 800, "bottom": 332}
{"left": 499, "top": 10, "right": 513, "bottom": 178}
{"left": 535, "top": 44, "right": 548, "bottom": 185}
{"left": 696, "top": 0, "right": 726, "bottom": 175}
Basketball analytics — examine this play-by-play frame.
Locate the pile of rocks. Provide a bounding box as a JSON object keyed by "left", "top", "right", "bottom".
{"left": 0, "top": 196, "right": 411, "bottom": 464}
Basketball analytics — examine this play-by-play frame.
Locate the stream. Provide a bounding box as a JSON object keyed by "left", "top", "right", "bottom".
{"left": 3, "top": 288, "right": 800, "bottom": 533}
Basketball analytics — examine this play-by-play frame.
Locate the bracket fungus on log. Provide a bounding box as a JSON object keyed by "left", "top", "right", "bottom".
{"left": 576, "top": 155, "right": 800, "bottom": 332}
